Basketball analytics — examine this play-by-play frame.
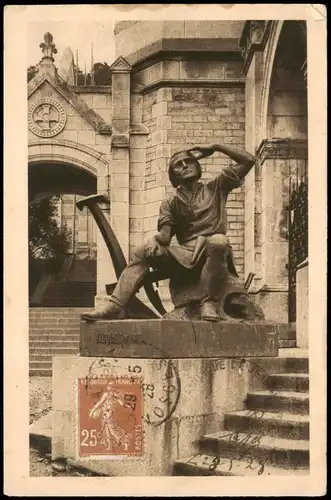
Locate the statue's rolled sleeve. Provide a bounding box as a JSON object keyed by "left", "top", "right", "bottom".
{"left": 157, "top": 199, "right": 176, "bottom": 232}
{"left": 217, "top": 164, "right": 245, "bottom": 192}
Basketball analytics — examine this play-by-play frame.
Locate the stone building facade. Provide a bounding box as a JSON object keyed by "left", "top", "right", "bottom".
{"left": 28, "top": 21, "right": 308, "bottom": 345}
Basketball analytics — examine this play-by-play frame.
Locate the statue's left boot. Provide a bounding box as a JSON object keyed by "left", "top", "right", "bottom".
{"left": 200, "top": 301, "right": 220, "bottom": 322}
{"left": 81, "top": 298, "right": 124, "bottom": 321}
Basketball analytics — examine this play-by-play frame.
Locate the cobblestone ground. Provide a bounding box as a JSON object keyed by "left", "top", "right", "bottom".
{"left": 29, "top": 376, "right": 52, "bottom": 425}
{"left": 30, "top": 449, "right": 53, "bottom": 477}
{"left": 29, "top": 376, "right": 52, "bottom": 476}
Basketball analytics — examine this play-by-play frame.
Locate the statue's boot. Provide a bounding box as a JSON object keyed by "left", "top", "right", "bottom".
{"left": 200, "top": 301, "right": 220, "bottom": 322}
{"left": 81, "top": 299, "right": 124, "bottom": 321}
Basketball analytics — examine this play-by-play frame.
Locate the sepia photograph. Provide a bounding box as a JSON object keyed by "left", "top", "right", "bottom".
{"left": 4, "top": 4, "right": 327, "bottom": 496}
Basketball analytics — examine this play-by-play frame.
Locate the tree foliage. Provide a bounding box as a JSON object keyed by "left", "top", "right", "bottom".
{"left": 29, "top": 197, "right": 72, "bottom": 266}
{"left": 27, "top": 61, "right": 112, "bottom": 85}
{"left": 75, "top": 61, "right": 112, "bottom": 86}
{"left": 27, "top": 65, "right": 38, "bottom": 82}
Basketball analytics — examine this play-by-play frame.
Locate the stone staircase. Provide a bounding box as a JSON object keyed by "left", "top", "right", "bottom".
{"left": 29, "top": 308, "right": 92, "bottom": 376}
{"left": 174, "top": 355, "right": 309, "bottom": 476}
{"left": 41, "top": 281, "right": 96, "bottom": 308}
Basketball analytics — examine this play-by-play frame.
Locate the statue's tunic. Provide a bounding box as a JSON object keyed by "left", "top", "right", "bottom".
{"left": 157, "top": 165, "right": 243, "bottom": 274}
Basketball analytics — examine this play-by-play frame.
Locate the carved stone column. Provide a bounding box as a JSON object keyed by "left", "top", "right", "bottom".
{"left": 255, "top": 138, "right": 308, "bottom": 322}
{"left": 95, "top": 57, "right": 132, "bottom": 302}
{"left": 239, "top": 21, "right": 271, "bottom": 292}
{"left": 109, "top": 57, "right": 132, "bottom": 260}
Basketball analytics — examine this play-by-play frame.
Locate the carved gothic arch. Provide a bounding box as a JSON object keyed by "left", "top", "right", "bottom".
{"left": 28, "top": 139, "right": 108, "bottom": 177}
{"left": 259, "top": 21, "right": 284, "bottom": 143}
{"left": 28, "top": 139, "right": 108, "bottom": 203}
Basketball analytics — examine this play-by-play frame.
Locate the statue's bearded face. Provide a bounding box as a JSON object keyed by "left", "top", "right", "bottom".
{"left": 172, "top": 155, "right": 200, "bottom": 182}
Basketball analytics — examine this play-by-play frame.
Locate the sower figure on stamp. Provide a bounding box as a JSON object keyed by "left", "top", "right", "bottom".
{"left": 82, "top": 143, "right": 256, "bottom": 322}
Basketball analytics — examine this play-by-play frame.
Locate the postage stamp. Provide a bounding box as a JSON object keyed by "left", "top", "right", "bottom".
{"left": 77, "top": 376, "right": 143, "bottom": 458}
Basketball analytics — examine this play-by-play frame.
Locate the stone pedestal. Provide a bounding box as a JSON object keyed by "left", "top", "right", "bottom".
{"left": 52, "top": 320, "right": 278, "bottom": 476}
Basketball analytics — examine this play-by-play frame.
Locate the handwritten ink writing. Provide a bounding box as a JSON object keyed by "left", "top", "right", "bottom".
{"left": 185, "top": 354, "right": 290, "bottom": 475}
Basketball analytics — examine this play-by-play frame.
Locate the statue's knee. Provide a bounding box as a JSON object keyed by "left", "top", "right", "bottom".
{"left": 207, "top": 234, "right": 229, "bottom": 253}
{"left": 133, "top": 242, "right": 151, "bottom": 260}
{"left": 143, "top": 237, "right": 156, "bottom": 256}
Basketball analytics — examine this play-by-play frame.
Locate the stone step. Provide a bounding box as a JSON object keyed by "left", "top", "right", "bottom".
{"left": 266, "top": 373, "right": 309, "bottom": 393}
{"left": 29, "top": 309, "right": 93, "bottom": 318}
{"left": 174, "top": 453, "right": 309, "bottom": 476}
{"left": 29, "top": 368, "right": 52, "bottom": 376}
{"left": 30, "top": 307, "right": 91, "bottom": 311}
{"left": 29, "top": 316, "right": 84, "bottom": 322}
{"left": 30, "top": 361, "right": 53, "bottom": 370}
{"left": 30, "top": 340, "right": 79, "bottom": 348}
{"left": 29, "top": 334, "right": 79, "bottom": 342}
{"left": 29, "top": 349, "right": 79, "bottom": 364}
{"left": 223, "top": 410, "right": 309, "bottom": 440}
{"left": 248, "top": 357, "right": 309, "bottom": 375}
{"left": 29, "top": 325, "right": 80, "bottom": 332}
{"left": 29, "top": 318, "right": 81, "bottom": 325}
{"left": 29, "top": 343, "right": 79, "bottom": 359}
{"left": 199, "top": 431, "right": 309, "bottom": 469}
{"left": 246, "top": 390, "right": 309, "bottom": 415}
{"left": 283, "top": 358, "right": 309, "bottom": 373}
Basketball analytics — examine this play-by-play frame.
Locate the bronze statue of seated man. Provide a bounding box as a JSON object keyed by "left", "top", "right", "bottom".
{"left": 81, "top": 143, "right": 257, "bottom": 322}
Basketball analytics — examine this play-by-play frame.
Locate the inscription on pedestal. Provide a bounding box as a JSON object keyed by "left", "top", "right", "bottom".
{"left": 80, "top": 320, "right": 279, "bottom": 359}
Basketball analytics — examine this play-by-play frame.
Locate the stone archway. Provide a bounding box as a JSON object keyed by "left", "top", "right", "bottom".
{"left": 28, "top": 139, "right": 109, "bottom": 307}
{"left": 256, "top": 21, "right": 308, "bottom": 327}
{"left": 28, "top": 139, "right": 108, "bottom": 183}
{"left": 258, "top": 21, "right": 284, "bottom": 144}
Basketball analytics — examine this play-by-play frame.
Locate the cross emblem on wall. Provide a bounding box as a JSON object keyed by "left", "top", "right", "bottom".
{"left": 34, "top": 104, "right": 60, "bottom": 130}
{"left": 28, "top": 97, "right": 66, "bottom": 138}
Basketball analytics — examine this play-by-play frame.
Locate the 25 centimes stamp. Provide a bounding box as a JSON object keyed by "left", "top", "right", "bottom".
{"left": 77, "top": 376, "right": 143, "bottom": 459}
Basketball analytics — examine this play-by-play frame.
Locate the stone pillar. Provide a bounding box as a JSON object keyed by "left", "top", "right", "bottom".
{"left": 109, "top": 57, "right": 132, "bottom": 260}
{"left": 239, "top": 21, "right": 271, "bottom": 291}
{"left": 128, "top": 85, "right": 149, "bottom": 261}
{"left": 255, "top": 139, "right": 308, "bottom": 322}
{"left": 243, "top": 51, "right": 264, "bottom": 291}
{"left": 296, "top": 259, "right": 308, "bottom": 348}
{"left": 94, "top": 58, "right": 132, "bottom": 304}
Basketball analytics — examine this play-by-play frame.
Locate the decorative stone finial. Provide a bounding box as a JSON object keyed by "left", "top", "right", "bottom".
{"left": 40, "top": 32, "right": 58, "bottom": 62}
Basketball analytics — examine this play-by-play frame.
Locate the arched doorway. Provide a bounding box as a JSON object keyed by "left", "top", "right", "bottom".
{"left": 28, "top": 140, "right": 106, "bottom": 307}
